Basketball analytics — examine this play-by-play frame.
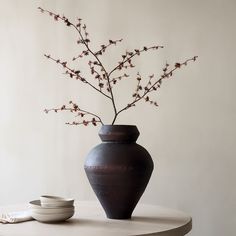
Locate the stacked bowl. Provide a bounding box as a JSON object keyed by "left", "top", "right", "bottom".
{"left": 29, "top": 195, "right": 74, "bottom": 223}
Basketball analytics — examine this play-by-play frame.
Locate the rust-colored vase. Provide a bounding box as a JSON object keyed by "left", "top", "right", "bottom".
{"left": 84, "top": 125, "right": 154, "bottom": 219}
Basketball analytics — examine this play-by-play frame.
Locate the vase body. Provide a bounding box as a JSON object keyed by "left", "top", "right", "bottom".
{"left": 84, "top": 125, "right": 154, "bottom": 219}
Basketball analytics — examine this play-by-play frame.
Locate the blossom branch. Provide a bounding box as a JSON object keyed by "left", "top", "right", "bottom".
{"left": 44, "top": 101, "right": 104, "bottom": 126}
{"left": 88, "top": 61, "right": 105, "bottom": 91}
{"left": 72, "top": 50, "right": 89, "bottom": 61}
{"left": 111, "top": 56, "right": 198, "bottom": 124}
{"left": 108, "top": 46, "right": 164, "bottom": 76}
{"left": 38, "top": 7, "right": 118, "bottom": 115}
{"left": 39, "top": 7, "right": 198, "bottom": 126}
{"left": 44, "top": 54, "right": 111, "bottom": 99}
{"left": 66, "top": 119, "right": 101, "bottom": 126}
{"left": 94, "top": 39, "right": 123, "bottom": 56}
{"left": 110, "top": 73, "right": 129, "bottom": 85}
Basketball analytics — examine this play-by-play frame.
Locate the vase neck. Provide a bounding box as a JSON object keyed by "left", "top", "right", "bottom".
{"left": 99, "top": 125, "right": 139, "bottom": 143}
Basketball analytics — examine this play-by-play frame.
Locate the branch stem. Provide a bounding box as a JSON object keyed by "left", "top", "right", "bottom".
{"left": 70, "top": 23, "right": 118, "bottom": 115}
{"left": 45, "top": 55, "right": 111, "bottom": 100}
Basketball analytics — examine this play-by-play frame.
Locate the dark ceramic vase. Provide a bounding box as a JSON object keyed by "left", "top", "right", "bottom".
{"left": 84, "top": 125, "right": 154, "bottom": 219}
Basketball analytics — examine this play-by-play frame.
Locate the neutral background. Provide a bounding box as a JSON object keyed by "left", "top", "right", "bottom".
{"left": 0, "top": 0, "right": 235, "bottom": 235}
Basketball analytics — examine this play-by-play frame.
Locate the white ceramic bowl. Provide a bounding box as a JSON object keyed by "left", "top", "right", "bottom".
{"left": 29, "top": 200, "right": 43, "bottom": 209}
{"left": 29, "top": 200, "right": 74, "bottom": 214}
{"left": 31, "top": 211, "right": 74, "bottom": 223}
{"left": 40, "top": 195, "right": 74, "bottom": 208}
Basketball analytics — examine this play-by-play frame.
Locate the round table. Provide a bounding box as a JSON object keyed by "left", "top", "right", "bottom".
{"left": 0, "top": 201, "right": 192, "bottom": 236}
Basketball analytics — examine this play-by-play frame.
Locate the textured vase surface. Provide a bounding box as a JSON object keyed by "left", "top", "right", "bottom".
{"left": 84, "top": 125, "right": 154, "bottom": 219}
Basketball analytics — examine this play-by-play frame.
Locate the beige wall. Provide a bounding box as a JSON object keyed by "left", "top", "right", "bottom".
{"left": 0, "top": 0, "right": 236, "bottom": 235}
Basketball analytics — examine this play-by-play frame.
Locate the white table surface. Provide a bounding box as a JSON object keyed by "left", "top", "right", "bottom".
{"left": 0, "top": 201, "right": 192, "bottom": 236}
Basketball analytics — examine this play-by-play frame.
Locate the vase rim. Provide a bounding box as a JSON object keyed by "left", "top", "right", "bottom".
{"left": 101, "top": 124, "right": 137, "bottom": 127}
{"left": 99, "top": 125, "right": 139, "bottom": 142}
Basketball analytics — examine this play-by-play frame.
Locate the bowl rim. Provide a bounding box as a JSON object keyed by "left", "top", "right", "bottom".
{"left": 29, "top": 200, "right": 74, "bottom": 209}
{"left": 40, "top": 195, "right": 74, "bottom": 202}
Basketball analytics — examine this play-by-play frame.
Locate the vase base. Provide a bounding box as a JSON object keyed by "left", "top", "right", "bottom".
{"left": 106, "top": 214, "right": 131, "bottom": 220}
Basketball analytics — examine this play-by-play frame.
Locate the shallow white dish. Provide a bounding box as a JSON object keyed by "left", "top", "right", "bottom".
{"left": 29, "top": 200, "right": 74, "bottom": 214}
{"left": 31, "top": 211, "right": 74, "bottom": 223}
{"left": 40, "top": 195, "right": 74, "bottom": 208}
